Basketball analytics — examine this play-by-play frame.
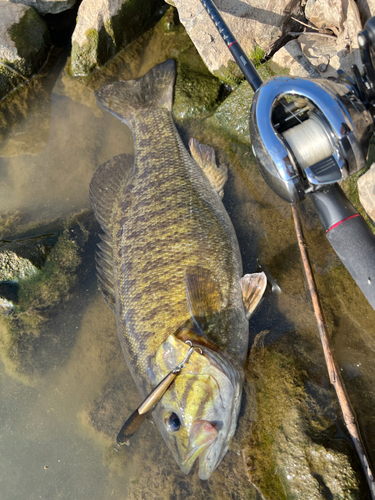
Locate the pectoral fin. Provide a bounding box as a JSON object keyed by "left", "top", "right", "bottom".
{"left": 189, "top": 138, "right": 228, "bottom": 198}
{"left": 185, "top": 266, "right": 222, "bottom": 331}
{"left": 240, "top": 272, "right": 267, "bottom": 320}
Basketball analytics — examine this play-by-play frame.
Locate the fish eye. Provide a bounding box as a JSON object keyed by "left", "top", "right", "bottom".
{"left": 164, "top": 412, "right": 181, "bottom": 433}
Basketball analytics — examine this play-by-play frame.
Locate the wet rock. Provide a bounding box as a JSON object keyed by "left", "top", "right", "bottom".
{"left": 0, "top": 234, "right": 56, "bottom": 278}
{"left": 0, "top": 2, "right": 50, "bottom": 99}
{"left": 204, "top": 61, "right": 288, "bottom": 146}
{"left": 0, "top": 250, "right": 38, "bottom": 282}
{"left": 0, "top": 297, "right": 14, "bottom": 315}
{"left": 166, "top": 0, "right": 304, "bottom": 84}
{"left": 358, "top": 163, "right": 375, "bottom": 223}
{"left": 6, "top": 0, "right": 76, "bottom": 14}
{"left": 0, "top": 213, "right": 92, "bottom": 382}
{"left": 173, "top": 63, "right": 221, "bottom": 121}
{"left": 272, "top": 39, "right": 321, "bottom": 78}
{"left": 242, "top": 334, "right": 367, "bottom": 500}
{"left": 300, "top": 0, "right": 362, "bottom": 78}
{"left": 70, "top": 0, "right": 165, "bottom": 76}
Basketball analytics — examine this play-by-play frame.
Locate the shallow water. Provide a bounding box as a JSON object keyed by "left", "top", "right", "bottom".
{"left": 0, "top": 12, "right": 375, "bottom": 500}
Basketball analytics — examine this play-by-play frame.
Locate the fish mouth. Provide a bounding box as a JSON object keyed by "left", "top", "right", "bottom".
{"left": 180, "top": 420, "right": 218, "bottom": 475}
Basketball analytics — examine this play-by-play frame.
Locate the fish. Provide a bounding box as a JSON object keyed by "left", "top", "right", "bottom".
{"left": 89, "top": 59, "right": 267, "bottom": 480}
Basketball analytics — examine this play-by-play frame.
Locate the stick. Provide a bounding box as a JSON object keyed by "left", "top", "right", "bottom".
{"left": 291, "top": 203, "right": 375, "bottom": 499}
{"left": 291, "top": 16, "right": 320, "bottom": 31}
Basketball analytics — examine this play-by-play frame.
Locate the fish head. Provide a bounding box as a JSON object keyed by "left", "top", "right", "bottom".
{"left": 151, "top": 335, "right": 243, "bottom": 479}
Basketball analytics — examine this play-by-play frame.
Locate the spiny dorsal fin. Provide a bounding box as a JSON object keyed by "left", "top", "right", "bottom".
{"left": 95, "top": 59, "right": 176, "bottom": 127}
{"left": 90, "top": 154, "right": 134, "bottom": 315}
{"left": 189, "top": 138, "right": 228, "bottom": 198}
{"left": 185, "top": 266, "right": 222, "bottom": 332}
{"left": 240, "top": 272, "right": 267, "bottom": 320}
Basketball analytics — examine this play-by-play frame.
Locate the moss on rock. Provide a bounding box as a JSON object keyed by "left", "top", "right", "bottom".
{"left": 206, "top": 60, "right": 290, "bottom": 146}
{"left": 0, "top": 213, "right": 90, "bottom": 382}
{"left": 242, "top": 335, "right": 366, "bottom": 500}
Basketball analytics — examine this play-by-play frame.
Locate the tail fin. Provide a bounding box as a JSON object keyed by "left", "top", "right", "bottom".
{"left": 95, "top": 59, "right": 176, "bottom": 126}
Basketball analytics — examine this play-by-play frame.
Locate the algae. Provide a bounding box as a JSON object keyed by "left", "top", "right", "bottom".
{"left": 243, "top": 334, "right": 365, "bottom": 500}
{"left": 8, "top": 8, "right": 50, "bottom": 77}
{"left": 0, "top": 213, "right": 90, "bottom": 382}
{"left": 70, "top": 29, "right": 101, "bottom": 76}
{"left": 205, "top": 60, "right": 290, "bottom": 147}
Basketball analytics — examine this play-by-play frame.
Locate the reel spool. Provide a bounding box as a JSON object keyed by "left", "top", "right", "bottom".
{"left": 250, "top": 77, "right": 374, "bottom": 203}
{"left": 281, "top": 112, "right": 334, "bottom": 172}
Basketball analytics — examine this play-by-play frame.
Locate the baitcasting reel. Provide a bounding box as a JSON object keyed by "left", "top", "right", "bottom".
{"left": 200, "top": 0, "right": 375, "bottom": 309}
{"left": 250, "top": 76, "right": 374, "bottom": 204}
{"left": 250, "top": 18, "right": 375, "bottom": 309}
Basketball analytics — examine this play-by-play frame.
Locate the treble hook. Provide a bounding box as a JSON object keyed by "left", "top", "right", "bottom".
{"left": 115, "top": 340, "right": 203, "bottom": 448}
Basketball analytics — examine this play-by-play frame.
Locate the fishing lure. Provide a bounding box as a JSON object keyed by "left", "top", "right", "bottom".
{"left": 116, "top": 340, "right": 203, "bottom": 446}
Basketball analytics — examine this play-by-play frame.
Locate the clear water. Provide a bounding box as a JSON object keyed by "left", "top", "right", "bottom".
{"left": 0, "top": 15, "right": 374, "bottom": 500}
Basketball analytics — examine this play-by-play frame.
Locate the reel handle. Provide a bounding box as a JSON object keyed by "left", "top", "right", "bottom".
{"left": 310, "top": 185, "right": 375, "bottom": 309}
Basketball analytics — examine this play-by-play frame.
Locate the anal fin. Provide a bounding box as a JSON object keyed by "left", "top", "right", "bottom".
{"left": 95, "top": 238, "right": 116, "bottom": 313}
{"left": 189, "top": 138, "right": 228, "bottom": 198}
{"left": 240, "top": 272, "right": 267, "bottom": 320}
{"left": 90, "top": 154, "right": 134, "bottom": 315}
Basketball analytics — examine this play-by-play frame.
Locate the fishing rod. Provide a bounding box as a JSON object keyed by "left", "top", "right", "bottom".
{"left": 200, "top": 0, "right": 375, "bottom": 311}
{"left": 200, "top": 0, "right": 375, "bottom": 495}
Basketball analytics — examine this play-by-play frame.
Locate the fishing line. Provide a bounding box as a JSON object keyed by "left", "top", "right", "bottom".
{"left": 282, "top": 114, "right": 334, "bottom": 170}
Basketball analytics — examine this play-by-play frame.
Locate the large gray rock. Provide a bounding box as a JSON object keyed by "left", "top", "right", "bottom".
{"left": 272, "top": 39, "right": 321, "bottom": 78}
{"left": 358, "top": 163, "right": 375, "bottom": 223}
{"left": 70, "top": 0, "right": 164, "bottom": 76}
{"left": 5, "top": 0, "right": 76, "bottom": 14}
{"left": 0, "top": 2, "right": 49, "bottom": 99}
{"left": 165, "top": 0, "right": 303, "bottom": 83}
{"left": 300, "top": 0, "right": 362, "bottom": 77}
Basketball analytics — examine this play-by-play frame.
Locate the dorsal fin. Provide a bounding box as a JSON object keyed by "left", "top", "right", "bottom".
{"left": 89, "top": 154, "right": 134, "bottom": 314}
{"left": 189, "top": 138, "right": 228, "bottom": 198}
{"left": 185, "top": 266, "right": 222, "bottom": 332}
{"left": 240, "top": 272, "right": 267, "bottom": 320}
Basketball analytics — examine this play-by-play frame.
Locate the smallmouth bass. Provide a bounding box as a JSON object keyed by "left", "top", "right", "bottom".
{"left": 90, "top": 60, "right": 266, "bottom": 479}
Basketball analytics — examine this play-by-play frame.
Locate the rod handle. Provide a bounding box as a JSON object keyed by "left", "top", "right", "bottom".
{"left": 310, "top": 184, "right": 375, "bottom": 310}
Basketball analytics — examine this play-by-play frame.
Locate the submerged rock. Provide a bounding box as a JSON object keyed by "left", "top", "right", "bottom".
{"left": 0, "top": 297, "right": 14, "bottom": 315}
{"left": 166, "top": 0, "right": 303, "bottom": 84}
{"left": 70, "top": 0, "right": 165, "bottom": 76}
{"left": 0, "top": 250, "right": 38, "bottom": 282}
{"left": 358, "top": 163, "right": 375, "bottom": 223}
{"left": 204, "top": 61, "right": 288, "bottom": 146}
{"left": 0, "top": 2, "right": 50, "bottom": 99}
{"left": 0, "top": 213, "right": 91, "bottom": 382}
{"left": 242, "top": 333, "right": 367, "bottom": 500}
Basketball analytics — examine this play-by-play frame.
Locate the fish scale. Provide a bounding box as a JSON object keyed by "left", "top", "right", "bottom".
{"left": 108, "top": 106, "right": 239, "bottom": 393}
{"left": 90, "top": 59, "right": 267, "bottom": 479}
